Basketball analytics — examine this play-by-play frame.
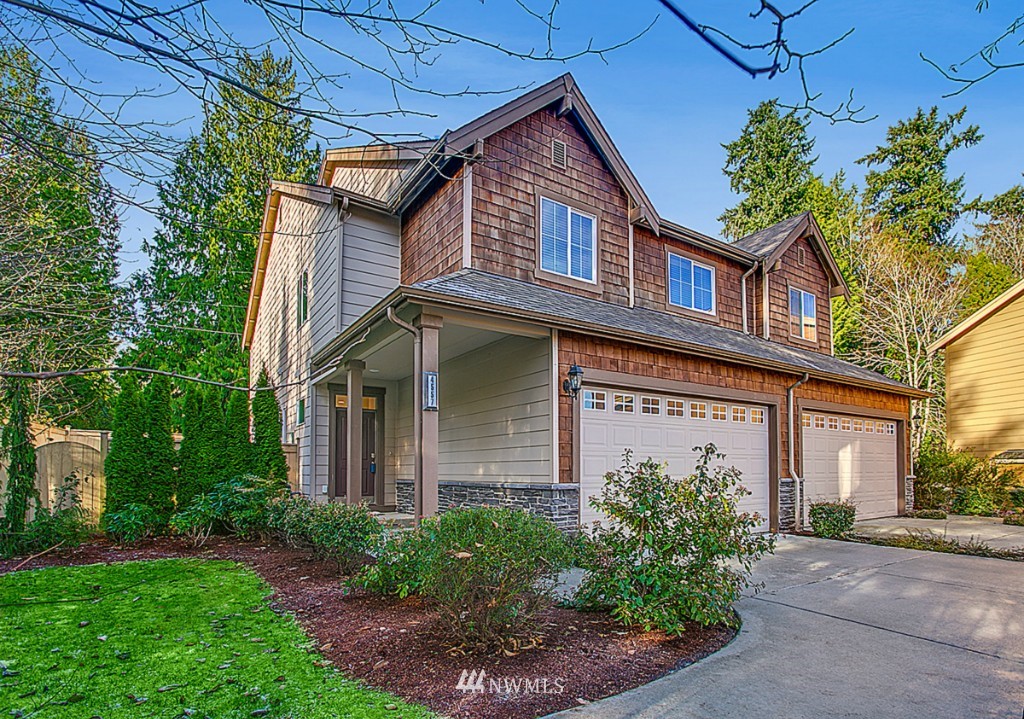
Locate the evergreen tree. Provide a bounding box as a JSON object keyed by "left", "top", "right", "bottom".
{"left": 223, "top": 389, "right": 254, "bottom": 482}
{"left": 143, "top": 374, "right": 176, "bottom": 522}
{"left": 858, "top": 106, "right": 982, "bottom": 248}
{"left": 174, "top": 384, "right": 204, "bottom": 508}
{"left": 962, "top": 251, "right": 1016, "bottom": 315}
{"left": 104, "top": 378, "right": 147, "bottom": 515}
{"left": 719, "top": 100, "right": 817, "bottom": 239}
{"left": 252, "top": 370, "right": 288, "bottom": 483}
{"left": 967, "top": 184, "right": 1024, "bottom": 277}
{"left": 0, "top": 48, "right": 122, "bottom": 427}
{"left": 198, "top": 386, "right": 226, "bottom": 486}
{"left": 0, "top": 377, "right": 38, "bottom": 543}
{"left": 132, "top": 50, "right": 319, "bottom": 383}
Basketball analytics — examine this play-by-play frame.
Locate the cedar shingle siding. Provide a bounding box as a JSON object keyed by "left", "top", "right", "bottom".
{"left": 769, "top": 235, "right": 833, "bottom": 354}
{"left": 471, "top": 108, "right": 631, "bottom": 305}
{"left": 401, "top": 165, "right": 464, "bottom": 285}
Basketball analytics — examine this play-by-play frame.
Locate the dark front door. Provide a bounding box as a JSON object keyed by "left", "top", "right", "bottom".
{"left": 335, "top": 408, "right": 378, "bottom": 500}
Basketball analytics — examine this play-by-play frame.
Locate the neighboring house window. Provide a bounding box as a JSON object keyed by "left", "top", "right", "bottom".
{"left": 789, "top": 287, "right": 817, "bottom": 342}
{"left": 540, "top": 197, "right": 596, "bottom": 282}
{"left": 297, "top": 397, "right": 306, "bottom": 425}
{"left": 297, "top": 271, "right": 309, "bottom": 326}
{"left": 668, "top": 253, "right": 715, "bottom": 314}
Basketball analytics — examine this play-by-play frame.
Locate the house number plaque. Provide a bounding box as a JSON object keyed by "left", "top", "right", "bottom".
{"left": 422, "top": 371, "right": 439, "bottom": 411}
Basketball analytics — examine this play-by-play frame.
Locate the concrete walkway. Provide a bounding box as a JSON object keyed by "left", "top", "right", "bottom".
{"left": 855, "top": 514, "right": 1024, "bottom": 549}
{"left": 552, "top": 536, "right": 1024, "bottom": 719}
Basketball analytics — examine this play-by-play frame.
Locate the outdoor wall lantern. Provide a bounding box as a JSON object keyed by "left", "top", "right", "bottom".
{"left": 562, "top": 364, "right": 584, "bottom": 400}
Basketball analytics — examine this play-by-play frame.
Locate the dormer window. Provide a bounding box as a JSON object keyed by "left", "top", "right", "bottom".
{"left": 789, "top": 287, "right": 817, "bottom": 342}
{"left": 539, "top": 196, "right": 596, "bottom": 283}
{"left": 668, "top": 252, "right": 715, "bottom": 315}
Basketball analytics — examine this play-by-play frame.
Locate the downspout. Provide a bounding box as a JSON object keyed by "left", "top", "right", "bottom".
{"left": 762, "top": 260, "right": 771, "bottom": 340}
{"left": 787, "top": 372, "right": 810, "bottom": 532}
{"left": 386, "top": 307, "right": 422, "bottom": 527}
{"left": 740, "top": 264, "right": 757, "bottom": 334}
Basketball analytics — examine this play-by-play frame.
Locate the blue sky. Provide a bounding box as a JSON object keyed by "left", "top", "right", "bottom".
{"left": 110, "top": 0, "right": 1024, "bottom": 279}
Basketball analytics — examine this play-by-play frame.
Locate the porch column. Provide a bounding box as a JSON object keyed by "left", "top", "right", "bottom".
{"left": 415, "top": 313, "right": 443, "bottom": 519}
{"left": 346, "top": 359, "right": 365, "bottom": 505}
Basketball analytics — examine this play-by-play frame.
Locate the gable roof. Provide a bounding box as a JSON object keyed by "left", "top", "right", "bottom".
{"left": 930, "top": 276, "right": 1024, "bottom": 351}
{"left": 732, "top": 212, "right": 850, "bottom": 298}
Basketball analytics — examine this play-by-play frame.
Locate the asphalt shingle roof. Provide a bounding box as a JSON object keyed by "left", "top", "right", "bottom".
{"left": 411, "top": 269, "right": 916, "bottom": 394}
{"left": 731, "top": 213, "right": 809, "bottom": 257}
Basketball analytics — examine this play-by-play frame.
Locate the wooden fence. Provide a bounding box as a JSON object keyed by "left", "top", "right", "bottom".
{"left": 0, "top": 424, "right": 299, "bottom": 521}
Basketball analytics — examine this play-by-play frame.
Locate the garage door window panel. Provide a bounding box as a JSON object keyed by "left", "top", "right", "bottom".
{"left": 690, "top": 402, "right": 707, "bottom": 420}
{"left": 583, "top": 390, "right": 606, "bottom": 411}
{"left": 613, "top": 394, "right": 634, "bottom": 413}
{"left": 667, "top": 399, "right": 686, "bottom": 417}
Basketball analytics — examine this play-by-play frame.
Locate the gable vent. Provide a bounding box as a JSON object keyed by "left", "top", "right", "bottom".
{"left": 551, "top": 138, "right": 567, "bottom": 169}
{"left": 797, "top": 246, "right": 806, "bottom": 266}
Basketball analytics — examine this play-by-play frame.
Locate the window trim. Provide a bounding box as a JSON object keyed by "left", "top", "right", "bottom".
{"left": 787, "top": 283, "right": 818, "bottom": 345}
{"left": 535, "top": 192, "right": 600, "bottom": 288}
{"left": 297, "top": 397, "right": 306, "bottom": 425}
{"left": 665, "top": 248, "right": 718, "bottom": 319}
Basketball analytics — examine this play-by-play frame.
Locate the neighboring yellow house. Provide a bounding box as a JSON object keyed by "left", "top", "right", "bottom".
{"left": 931, "top": 278, "right": 1024, "bottom": 458}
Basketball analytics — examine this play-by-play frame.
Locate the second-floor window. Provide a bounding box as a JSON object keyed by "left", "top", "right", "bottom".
{"left": 297, "top": 270, "right": 309, "bottom": 326}
{"left": 540, "top": 197, "right": 596, "bottom": 282}
{"left": 668, "top": 253, "right": 715, "bottom": 314}
{"left": 789, "top": 287, "right": 817, "bottom": 342}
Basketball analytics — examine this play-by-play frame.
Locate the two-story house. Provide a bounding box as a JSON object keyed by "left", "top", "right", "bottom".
{"left": 243, "top": 74, "right": 925, "bottom": 532}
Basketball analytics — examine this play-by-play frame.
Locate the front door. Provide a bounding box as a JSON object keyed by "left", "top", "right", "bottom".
{"left": 334, "top": 393, "right": 381, "bottom": 503}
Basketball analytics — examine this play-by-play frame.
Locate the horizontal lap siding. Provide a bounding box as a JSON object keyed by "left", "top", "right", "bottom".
{"left": 341, "top": 208, "right": 401, "bottom": 329}
{"left": 946, "top": 296, "right": 1024, "bottom": 457}
{"left": 471, "top": 108, "right": 631, "bottom": 305}
{"left": 393, "top": 335, "right": 552, "bottom": 484}
{"left": 632, "top": 226, "right": 747, "bottom": 330}
{"left": 769, "top": 235, "right": 833, "bottom": 355}
{"left": 557, "top": 332, "right": 909, "bottom": 484}
{"left": 401, "top": 165, "right": 464, "bottom": 284}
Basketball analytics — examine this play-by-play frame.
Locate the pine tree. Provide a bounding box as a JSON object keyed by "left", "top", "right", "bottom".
{"left": 858, "top": 106, "right": 982, "bottom": 248}
{"left": 252, "top": 370, "right": 288, "bottom": 483}
{"left": 143, "top": 374, "right": 177, "bottom": 522}
{"left": 223, "top": 389, "right": 254, "bottom": 482}
{"left": 719, "top": 100, "right": 817, "bottom": 239}
{"left": 104, "top": 377, "right": 147, "bottom": 515}
{"left": 0, "top": 377, "right": 38, "bottom": 543}
{"left": 132, "top": 50, "right": 319, "bottom": 383}
{"left": 197, "top": 385, "right": 226, "bottom": 487}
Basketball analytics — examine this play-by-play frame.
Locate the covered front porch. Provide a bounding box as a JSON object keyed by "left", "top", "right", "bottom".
{"left": 305, "top": 304, "right": 577, "bottom": 528}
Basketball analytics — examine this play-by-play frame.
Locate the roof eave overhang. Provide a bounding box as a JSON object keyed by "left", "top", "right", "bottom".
{"left": 930, "top": 277, "right": 1024, "bottom": 352}
{"left": 311, "top": 285, "right": 927, "bottom": 399}
{"left": 764, "top": 213, "right": 851, "bottom": 300}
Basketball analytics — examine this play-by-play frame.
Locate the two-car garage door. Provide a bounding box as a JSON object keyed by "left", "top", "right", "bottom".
{"left": 579, "top": 388, "right": 771, "bottom": 530}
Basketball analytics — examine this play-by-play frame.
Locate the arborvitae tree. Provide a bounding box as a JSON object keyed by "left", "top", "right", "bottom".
{"left": 143, "top": 374, "right": 176, "bottom": 522}
{"left": 719, "top": 99, "right": 817, "bottom": 239}
{"left": 0, "top": 377, "right": 38, "bottom": 543}
{"left": 223, "top": 389, "right": 254, "bottom": 482}
{"left": 104, "top": 377, "right": 147, "bottom": 515}
{"left": 858, "top": 106, "right": 982, "bottom": 248}
{"left": 197, "top": 385, "right": 225, "bottom": 486}
{"left": 175, "top": 384, "right": 204, "bottom": 508}
{"left": 252, "top": 370, "right": 288, "bottom": 483}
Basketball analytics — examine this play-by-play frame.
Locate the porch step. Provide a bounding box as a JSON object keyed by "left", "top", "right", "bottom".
{"left": 374, "top": 512, "right": 415, "bottom": 529}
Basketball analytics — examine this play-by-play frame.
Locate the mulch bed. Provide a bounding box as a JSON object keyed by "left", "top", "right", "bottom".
{"left": 0, "top": 537, "right": 735, "bottom": 719}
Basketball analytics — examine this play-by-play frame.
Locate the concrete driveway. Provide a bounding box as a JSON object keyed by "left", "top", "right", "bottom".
{"left": 554, "top": 536, "right": 1024, "bottom": 719}
{"left": 855, "top": 514, "right": 1024, "bottom": 549}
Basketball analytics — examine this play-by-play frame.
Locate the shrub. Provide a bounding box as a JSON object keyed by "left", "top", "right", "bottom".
{"left": 1010, "top": 487, "right": 1024, "bottom": 509}
{"left": 914, "top": 439, "right": 1014, "bottom": 515}
{"left": 859, "top": 529, "right": 1024, "bottom": 561}
{"left": 355, "top": 507, "right": 575, "bottom": 652}
{"left": 1003, "top": 513, "right": 1024, "bottom": 527}
{"left": 266, "top": 496, "right": 383, "bottom": 573}
{"left": 205, "top": 474, "right": 286, "bottom": 540}
{"left": 1, "top": 473, "right": 91, "bottom": 558}
{"left": 808, "top": 499, "right": 857, "bottom": 538}
{"left": 906, "top": 508, "right": 948, "bottom": 520}
{"left": 103, "top": 503, "right": 159, "bottom": 544}
{"left": 0, "top": 376, "right": 38, "bottom": 548}
{"left": 169, "top": 493, "right": 217, "bottom": 547}
{"left": 576, "top": 446, "right": 775, "bottom": 634}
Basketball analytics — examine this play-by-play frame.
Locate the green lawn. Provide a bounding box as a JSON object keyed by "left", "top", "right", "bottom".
{"left": 0, "top": 559, "right": 432, "bottom": 718}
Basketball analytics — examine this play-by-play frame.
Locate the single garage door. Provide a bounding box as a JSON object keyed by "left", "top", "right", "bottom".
{"left": 580, "top": 388, "right": 770, "bottom": 531}
{"left": 801, "top": 412, "right": 898, "bottom": 520}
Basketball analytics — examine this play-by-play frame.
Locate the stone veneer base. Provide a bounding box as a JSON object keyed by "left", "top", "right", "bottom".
{"left": 395, "top": 479, "right": 580, "bottom": 531}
